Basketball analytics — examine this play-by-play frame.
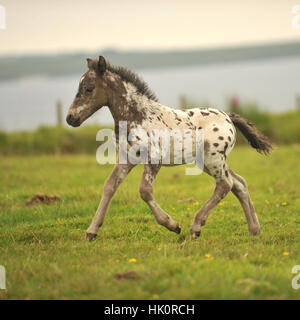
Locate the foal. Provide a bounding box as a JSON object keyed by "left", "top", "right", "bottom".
{"left": 66, "top": 56, "right": 271, "bottom": 241}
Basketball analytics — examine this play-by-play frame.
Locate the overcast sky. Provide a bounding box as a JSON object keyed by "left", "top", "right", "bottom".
{"left": 1, "top": 0, "right": 300, "bottom": 55}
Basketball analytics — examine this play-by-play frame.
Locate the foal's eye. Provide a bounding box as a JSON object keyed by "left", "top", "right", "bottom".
{"left": 86, "top": 87, "right": 94, "bottom": 93}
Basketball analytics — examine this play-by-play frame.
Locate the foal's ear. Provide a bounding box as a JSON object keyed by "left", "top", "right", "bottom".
{"left": 98, "top": 56, "right": 107, "bottom": 74}
{"left": 87, "top": 58, "right": 96, "bottom": 70}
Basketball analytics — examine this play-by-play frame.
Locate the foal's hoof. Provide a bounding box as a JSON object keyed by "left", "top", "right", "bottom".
{"left": 174, "top": 226, "right": 181, "bottom": 234}
{"left": 249, "top": 229, "right": 260, "bottom": 236}
{"left": 190, "top": 230, "right": 201, "bottom": 239}
{"left": 86, "top": 232, "right": 97, "bottom": 241}
{"left": 248, "top": 224, "right": 261, "bottom": 236}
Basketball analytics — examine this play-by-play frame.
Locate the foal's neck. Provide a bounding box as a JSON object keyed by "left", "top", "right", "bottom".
{"left": 107, "top": 74, "right": 149, "bottom": 125}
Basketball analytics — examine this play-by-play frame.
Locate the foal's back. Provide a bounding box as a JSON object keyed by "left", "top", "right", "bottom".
{"left": 141, "top": 102, "right": 236, "bottom": 169}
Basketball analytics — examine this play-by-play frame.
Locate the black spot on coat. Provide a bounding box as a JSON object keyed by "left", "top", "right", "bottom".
{"left": 201, "top": 112, "right": 210, "bottom": 117}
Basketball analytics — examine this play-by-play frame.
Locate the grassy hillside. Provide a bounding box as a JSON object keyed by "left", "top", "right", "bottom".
{"left": 0, "top": 146, "right": 299, "bottom": 299}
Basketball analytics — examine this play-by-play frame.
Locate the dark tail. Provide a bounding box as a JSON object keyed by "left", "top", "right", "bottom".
{"left": 228, "top": 112, "right": 272, "bottom": 155}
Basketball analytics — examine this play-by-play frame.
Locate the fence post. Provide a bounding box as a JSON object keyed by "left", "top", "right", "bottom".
{"left": 56, "top": 100, "right": 63, "bottom": 126}
{"left": 179, "top": 95, "right": 188, "bottom": 110}
{"left": 296, "top": 95, "right": 300, "bottom": 110}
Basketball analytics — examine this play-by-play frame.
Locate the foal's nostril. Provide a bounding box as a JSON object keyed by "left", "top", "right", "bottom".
{"left": 66, "top": 114, "right": 73, "bottom": 124}
{"left": 66, "top": 114, "right": 80, "bottom": 127}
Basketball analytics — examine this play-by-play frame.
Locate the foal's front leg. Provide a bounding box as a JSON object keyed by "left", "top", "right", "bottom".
{"left": 139, "top": 164, "right": 181, "bottom": 234}
{"left": 86, "top": 163, "right": 134, "bottom": 241}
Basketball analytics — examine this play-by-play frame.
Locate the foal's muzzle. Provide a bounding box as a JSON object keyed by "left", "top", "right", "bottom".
{"left": 66, "top": 114, "right": 80, "bottom": 127}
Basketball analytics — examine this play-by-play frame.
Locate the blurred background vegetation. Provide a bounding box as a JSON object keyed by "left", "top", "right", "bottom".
{"left": 1, "top": 2, "right": 299, "bottom": 155}
{"left": 1, "top": 99, "right": 299, "bottom": 155}
{"left": 1, "top": 42, "right": 300, "bottom": 155}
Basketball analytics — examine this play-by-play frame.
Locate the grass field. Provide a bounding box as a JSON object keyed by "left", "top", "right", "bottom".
{"left": 0, "top": 146, "right": 300, "bottom": 300}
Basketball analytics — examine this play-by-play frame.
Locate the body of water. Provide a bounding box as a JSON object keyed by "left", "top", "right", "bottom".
{"left": 0, "top": 56, "right": 300, "bottom": 131}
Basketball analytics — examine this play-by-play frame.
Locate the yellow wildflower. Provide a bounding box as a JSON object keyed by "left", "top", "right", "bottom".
{"left": 129, "top": 258, "right": 137, "bottom": 263}
{"left": 205, "top": 253, "right": 212, "bottom": 259}
{"left": 283, "top": 252, "right": 289, "bottom": 256}
{"left": 218, "top": 202, "right": 225, "bottom": 207}
{"left": 281, "top": 202, "right": 287, "bottom": 206}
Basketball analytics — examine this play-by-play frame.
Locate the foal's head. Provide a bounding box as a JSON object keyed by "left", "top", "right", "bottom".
{"left": 66, "top": 56, "right": 109, "bottom": 127}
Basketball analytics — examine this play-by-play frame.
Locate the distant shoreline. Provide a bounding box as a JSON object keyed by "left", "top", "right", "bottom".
{"left": 1, "top": 40, "right": 300, "bottom": 81}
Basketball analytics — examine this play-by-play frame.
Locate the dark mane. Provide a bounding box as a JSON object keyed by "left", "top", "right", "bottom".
{"left": 107, "top": 62, "right": 159, "bottom": 102}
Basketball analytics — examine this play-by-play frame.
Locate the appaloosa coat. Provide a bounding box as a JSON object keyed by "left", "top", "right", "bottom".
{"left": 66, "top": 56, "right": 272, "bottom": 241}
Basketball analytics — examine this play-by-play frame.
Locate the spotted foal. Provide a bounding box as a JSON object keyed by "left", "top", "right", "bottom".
{"left": 66, "top": 56, "right": 272, "bottom": 241}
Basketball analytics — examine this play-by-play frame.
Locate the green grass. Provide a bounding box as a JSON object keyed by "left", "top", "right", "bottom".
{"left": 0, "top": 146, "right": 300, "bottom": 300}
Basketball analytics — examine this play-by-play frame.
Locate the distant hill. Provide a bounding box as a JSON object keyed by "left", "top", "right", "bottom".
{"left": 1, "top": 41, "right": 300, "bottom": 81}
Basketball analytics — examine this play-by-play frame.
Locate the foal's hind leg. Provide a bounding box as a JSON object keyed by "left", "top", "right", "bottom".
{"left": 139, "top": 164, "right": 181, "bottom": 234}
{"left": 86, "top": 163, "right": 135, "bottom": 241}
{"left": 230, "top": 169, "right": 260, "bottom": 235}
{"left": 190, "top": 163, "right": 233, "bottom": 238}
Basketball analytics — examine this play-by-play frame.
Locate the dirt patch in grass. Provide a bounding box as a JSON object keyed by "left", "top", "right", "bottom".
{"left": 26, "top": 193, "right": 61, "bottom": 206}
{"left": 114, "top": 271, "right": 139, "bottom": 281}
